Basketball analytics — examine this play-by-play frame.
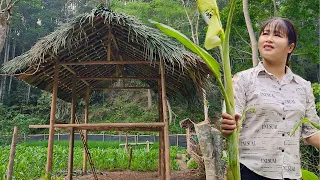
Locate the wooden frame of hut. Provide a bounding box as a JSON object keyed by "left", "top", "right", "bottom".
{"left": 2, "top": 8, "right": 211, "bottom": 180}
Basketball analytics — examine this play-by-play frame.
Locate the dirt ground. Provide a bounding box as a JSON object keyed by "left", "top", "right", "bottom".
{"left": 72, "top": 170, "right": 204, "bottom": 180}
{"left": 71, "top": 159, "right": 205, "bottom": 180}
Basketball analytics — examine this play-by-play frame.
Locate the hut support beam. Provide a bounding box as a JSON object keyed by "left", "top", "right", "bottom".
{"left": 92, "top": 87, "right": 153, "bottom": 91}
{"left": 82, "top": 87, "right": 90, "bottom": 174}
{"left": 160, "top": 58, "right": 170, "bottom": 180}
{"left": 147, "top": 89, "right": 152, "bottom": 109}
{"left": 60, "top": 61, "right": 159, "bottom": 65}
{"left": 107, "top": 29, "right": 111, "bottom": 61}
{"left": 157, "top": 76, "right": 164, "bottom": 178}
{"left": 67, "top": 78, "right": 77, "bottom": 179}
{"left": 29, "top": 122, "right": 165, "bottom": 131}
{"left": 46, "top": 62, "right": 60, "bottom": 177}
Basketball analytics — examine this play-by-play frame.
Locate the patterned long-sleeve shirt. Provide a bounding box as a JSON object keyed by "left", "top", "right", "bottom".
{"left": 233, "top": 62, "right": 320, "bottom": 179}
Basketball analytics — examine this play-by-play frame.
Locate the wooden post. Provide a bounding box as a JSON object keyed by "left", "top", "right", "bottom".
{"left": 107, "top": 30, "right": 111, "bottom": 61}
{"left": 67, "top": 79, "right": 77, "bottom": 179}
{"left": 147, "top": 89, "right": 152, "bottom": 109}
{"left": 7, "top": 126, "right": 18, "bottom": 180}
{"left": 127, "top": 145, "right": 133, "bottom": 169}
{"left": 46, "top": 62, "right": 59, "bottom": 177}
{"left": 82, "top": 87, "right": 90, "bottom": 174}
{"left": 160, "top": 58, "right": 170, "bottom": 180}
{"left": 186, "top": 128, "right": 191, "bottom": 152}
{"left": 146, "top": 141, "right": 150, "bottom": 152}
{"left": 125, "top": 134, "right": 129, "bottom": 152}
{"left": 157, "top": 76, "right": 164, "bottom": 178}
{"left": 159, "top": 131, "right": 165, "bottom": 179}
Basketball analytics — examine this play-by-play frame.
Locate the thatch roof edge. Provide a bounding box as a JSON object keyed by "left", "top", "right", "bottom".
{"left": 2, "top": 8, "right": 200, "bottom": 75}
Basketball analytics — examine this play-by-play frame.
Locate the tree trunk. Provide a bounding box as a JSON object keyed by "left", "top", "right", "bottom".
{"left": 273, "top": 0, "right": 278, "bottom": 17}
{"left": 26, "top": 85, "right": 31, "bottom": 104}
{"left": 195, "top": 121, "right": 223, "bottom": 180}
{"left": 0, "top": 11, "right": 8, "bottom": 53}
{"left": 203, "top": 89, "right": 209, "bottom": 121}
{"left": 0, "top": 31, "right": 9, "bottom": 102}
{"left": 7, "top": 37, "right": 15, "bottom": 95}
{"left": 181, "top": 0, "right": 197, "bottom": 43}
{"left": 243, "top": 0, "right": 259, "bottom": 66}
{"left": 0, "top": 0, "right": 20, "bottom": 53}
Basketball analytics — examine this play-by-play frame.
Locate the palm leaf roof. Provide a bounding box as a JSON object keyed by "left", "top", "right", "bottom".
{"left": 2, "top": 7, "right": 212, "bottom": 102}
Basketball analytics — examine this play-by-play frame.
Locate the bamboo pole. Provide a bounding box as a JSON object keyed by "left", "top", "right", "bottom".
{"left": 82, "top": 87, "right": 90, "bottom": 174}
{"left": 147, "top": 89, "right": 152, "bottom": 109}
{"left": 159, "top": 131, "right": 165, "bottom": 179}
{"left": 160, "top": 58, "right": 170, "bottom": 180}
{"left": 127, "top": 145, "right": 133, "bottom": 169}
{"left": 107, "top": 29, "right": 111, "bottom": 61}
{"left": 125, "top": 134, "right": 129, "bottom": 152}
{"left": 67, "top": 79, "right": 77, "bottom": 179}
{"left": 79, "top": 77, "right": 158, "bottom": 81}
{"left": 60, "top": 61, "right": 159, "bottom": 65}
{"left": 92, "top": 87, "right": 153, "bottom": 91}
{"left": 29, "top": 122, "right": 165, "bottom": 130}
{"left": 157, "top": 77, "right": 164, "bottom": 178}
{"left": 46, "top": 61, "right": 59, "bottom": 178}
{"left": 7, "top": 126, "right": 18, "bottom": 180}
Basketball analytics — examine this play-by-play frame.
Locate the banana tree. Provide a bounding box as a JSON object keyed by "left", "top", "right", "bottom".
{"left": 150, "top": 0, "right": 240, "bottom": 179}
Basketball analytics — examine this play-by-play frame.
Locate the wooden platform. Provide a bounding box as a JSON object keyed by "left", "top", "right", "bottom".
{"left": 29, "top": 122, "right": 165, "bottom": 132}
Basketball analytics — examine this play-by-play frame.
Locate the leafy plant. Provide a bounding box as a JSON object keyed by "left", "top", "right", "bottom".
{"left": 312, "top": 83, "right": 320, "bottom": 112}
{"left": 301, "top": 169, "right": 318, "bottom": 180}
{"left": 186, "top": 158, "right": 198, "bottom": 169}
{"left": 150, "top": 0, "right": 240, "bottom": 179}
{"left": 0, "top": 142, "right": 181, "bottom": 179}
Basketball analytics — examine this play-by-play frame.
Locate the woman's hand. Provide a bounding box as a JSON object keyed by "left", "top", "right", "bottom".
{"left": 221, "top": 112, "right": 241, "bottom": 136}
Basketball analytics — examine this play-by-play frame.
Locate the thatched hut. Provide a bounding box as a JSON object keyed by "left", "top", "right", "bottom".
{"left": 2, "top": 7, "right": 212, "bottom": 179}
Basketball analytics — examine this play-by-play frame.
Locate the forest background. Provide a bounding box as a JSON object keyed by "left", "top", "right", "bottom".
{"left": 0, "top": 0, "right": 318, "bottom": 138}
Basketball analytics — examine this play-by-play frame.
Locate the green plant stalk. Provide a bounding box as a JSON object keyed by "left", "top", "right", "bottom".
{"left": 220, "top": 0, "right": 240, "bottom": 179}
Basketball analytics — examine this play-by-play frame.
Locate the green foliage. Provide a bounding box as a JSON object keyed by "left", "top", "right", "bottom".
{"left": 0, "top": 142, "right": 181, "bottom": 179}
{"left": 312, "top": 83, "right": 320, "bottom": 112}
{"left": 86, "top": 89, "right": 207, "bottom": 134}
{"left": 0, "top": 105, "right": 48, "bottom": 136}
{"left": 300, "top": 145, "right": 320, "bottom": 177}
{"left": 186, "top": 158, "right": 198, "bottom": 169}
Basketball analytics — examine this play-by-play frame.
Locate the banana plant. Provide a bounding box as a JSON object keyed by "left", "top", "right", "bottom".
{"left": 150, "top": 0, "right": 240, "bottom": 179}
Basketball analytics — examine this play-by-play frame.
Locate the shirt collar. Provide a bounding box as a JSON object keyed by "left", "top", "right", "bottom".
{"left": 254, "top": 61, "right": 300, "bottom": 84}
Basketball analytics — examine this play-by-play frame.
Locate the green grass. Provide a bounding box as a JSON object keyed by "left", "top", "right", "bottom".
{"left": 0, "top": 141, "right": 183, "bottom": 179}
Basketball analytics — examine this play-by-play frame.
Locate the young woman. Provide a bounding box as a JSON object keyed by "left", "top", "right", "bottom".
{"left": 221, "top": 17, "right": 320, "bottom": 180}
